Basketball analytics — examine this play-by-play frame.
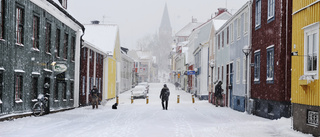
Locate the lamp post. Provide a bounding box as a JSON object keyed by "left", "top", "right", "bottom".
{"left": 209, "top": 59, "right": 215, "bottom": 103}
{"left": 242, "top": 46, "right": 251, "bottom": 113}
{"left": 194, "top": 68, "right": 198, "bottom": 96}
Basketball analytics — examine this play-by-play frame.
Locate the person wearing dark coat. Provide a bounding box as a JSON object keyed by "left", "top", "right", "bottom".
{"left": 214, "top": 81, "right": 224, "bottom": 107}
{"left": 160, "top": 84, "right": 170, "bottom": 110}
{"left": 90, "top": 86, "right": 99, "bottom": 109}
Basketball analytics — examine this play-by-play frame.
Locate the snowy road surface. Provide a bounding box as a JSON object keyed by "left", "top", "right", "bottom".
{"left": 0, "top": 83, "right": 311, "bottom": 137}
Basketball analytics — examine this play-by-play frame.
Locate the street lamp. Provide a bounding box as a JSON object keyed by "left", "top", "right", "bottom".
{"left": 209, "top": 59, "right": 215, "bottom": 103}
{"left": 242, "top": 45, "right": 251, "bottom": 113}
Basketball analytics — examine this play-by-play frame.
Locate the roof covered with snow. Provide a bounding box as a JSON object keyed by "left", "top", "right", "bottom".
{"left": 83, "top": 24, "right": 118, "bottom": 55}
{"left": 175, "top": 22, "right": 203, "bottom": 37}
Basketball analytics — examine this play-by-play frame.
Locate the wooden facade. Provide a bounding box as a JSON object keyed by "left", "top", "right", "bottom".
{"left": 79, "top": 45, "right": 104, "bottom": 106}
{"left": 0, "top": 0, "right": 84, "bottom": 115}
{"left": 250, "top": 0, "right": 292, "bottom": 119}
{"left": 291, "top": 0, "right": 320, "bottom": 136}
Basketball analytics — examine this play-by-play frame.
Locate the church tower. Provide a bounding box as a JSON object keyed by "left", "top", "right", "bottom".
{"left": 157, "top": 3, "right": 173, "bottom": 71}
{"left": 159, "top": 3, "right": 172, "bottom": 40}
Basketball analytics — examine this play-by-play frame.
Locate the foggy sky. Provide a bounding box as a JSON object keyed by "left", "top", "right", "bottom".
{"left": 68, "top": 0, "right": 248, "bottom": 50}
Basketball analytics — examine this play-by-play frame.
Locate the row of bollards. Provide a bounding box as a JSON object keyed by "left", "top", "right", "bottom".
{"left": 130, "top": 95, "right": 195, "bottom": 104}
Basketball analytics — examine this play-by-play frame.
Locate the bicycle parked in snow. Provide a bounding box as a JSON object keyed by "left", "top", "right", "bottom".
{"left": 32, "top": 93, "right": 50, "bottom": 116}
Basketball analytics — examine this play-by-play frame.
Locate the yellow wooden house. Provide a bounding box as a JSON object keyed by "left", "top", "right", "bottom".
{"left": 83, "top": 23, "right": 121, "bottom": 101}
{"left": 291, "top": 0, "right": 320, "bottom": 136}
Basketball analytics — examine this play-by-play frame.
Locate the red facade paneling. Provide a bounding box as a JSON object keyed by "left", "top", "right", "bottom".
{"left": 251, "top": 0, "right": 292, "bottom": 102}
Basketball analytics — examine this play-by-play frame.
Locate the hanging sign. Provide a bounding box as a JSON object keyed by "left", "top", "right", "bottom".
{"left": 187, "top": 71, "right": 196, "bottom": 75}
{"left": 52, "top": 63, "right": 67, "bottom": 73}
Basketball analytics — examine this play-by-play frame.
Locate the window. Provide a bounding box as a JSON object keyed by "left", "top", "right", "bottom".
{"left": 254, "top": 51, "right": 260, "bottom": 83}
{"left": 15, "top": 75, "right": 23, "bottom": 101}
{"left": 32, "top": 15, "right": 39, "bottom": 49}
{"left": 63, "top": 33, "right": 68, "bottom": 59}
{"left": 268, "top": 0, "right": 275, "bottom": 20}
{"left": 71, "top": 36, "right": 75, "bottom": 61}
{"left": 32, "top": 77, "right": 38, "bottom": 100}
{"left": 218, "top": 67, "right": 220, "bottom": 80}
{"left": 0, "top": 72, "right": 3, "bottom": 104}
{"left": 236, "top": 59, "right": 240, "bottom": 84}
{"left": 222, "top": 31, "right": 224, "bottom": 48}
{"left": 62, "top": 82, "right": 66, "bottom": 100}
{"left": 82, "top": 76, "right": 85, "bottom": 96}
{"left": 0, "top": 0, "right": 5, "bottom": 39}
{"left": 267, "top": 46, "right": 274, "bottom": 83}
{"left": 45, "top": 22, "right": 52, "bottom": 53}
{"left": 307, "top": 110, "right": 319, "bottom": 127}
{"left": 15, "top": 6, "right": 24, "bottom": 44}
{"left": 227, "top": 27, "right": 229, "bottom": 45}
{"left": 99, "top": 78, "right": 101, "bottom": 93}
{"left": 244, "top": 11, "right": 248, "bottom": 34}
{"left": 70, "top": 82, "right": 74, "bottom": 100}
{"left": 230, "top": 23, "right": 234, "bottom": 42}
{"left": 237, "top": 18, "right": 241, "bottom": 39}
{"left": 54, "top": 81, "right": 58, "bottom": 100}
{"left": 82, "top": 48, "right": 86, "bottom": 60}
{"left": 304, "top": 23, "right": 319, "bottom": 78}
{"left": 255, "top": 0, "right": 261, "bottom": 28}
{"left": 90, "top": 50, "right": 93, "bottom": 62}
{"left": 55, "top": 29, "right": 61, "bottom": 57}
{"left": 218, "top": 34, "right": 220, "bottom": 50}
{"left": 222, "top": 65, "right": 224, "bottom": 81}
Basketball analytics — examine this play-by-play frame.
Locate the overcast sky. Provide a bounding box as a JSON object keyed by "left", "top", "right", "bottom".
{"left": 68, "top": 0, "right": 249, "bottom": 50}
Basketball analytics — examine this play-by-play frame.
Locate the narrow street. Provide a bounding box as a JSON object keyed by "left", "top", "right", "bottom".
{"left": 0, "top": 83, "right": 310, "bottom": 137}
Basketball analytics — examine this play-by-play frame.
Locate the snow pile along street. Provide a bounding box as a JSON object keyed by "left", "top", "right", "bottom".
{"left": 0, "top": 83, "right": 311, "bottom": 137}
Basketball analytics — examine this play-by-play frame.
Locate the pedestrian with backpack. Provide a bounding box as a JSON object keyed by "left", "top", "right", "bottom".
{"left": 90, "top": 86, "right": 99, "bottom": 109}
{"left": 160, "top": 84, "right": 170, "bottom": 110}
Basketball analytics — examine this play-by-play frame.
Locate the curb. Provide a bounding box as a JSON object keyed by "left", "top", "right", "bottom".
{"left": 0, "top": 107, "right": 75, "bottom": 122}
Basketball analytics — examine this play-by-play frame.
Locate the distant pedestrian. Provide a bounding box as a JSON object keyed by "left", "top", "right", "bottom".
{"left": 90, "top": 86, "right": 99, "bottom": 109}
{"left": 174, "top": 82, "right": 179, "bottom": 90}
{"left": 160, "top": 84, "right": 170, "bottom": 110}
{"left": 214, "top": 81, "right": 224, "bottom": 107}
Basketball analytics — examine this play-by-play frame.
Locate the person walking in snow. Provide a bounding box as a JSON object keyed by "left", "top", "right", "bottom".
{"left": 214, "top": 81, "right": 223, "bottom": 107}
{"left": 90, "top": 86, "right": 99, "bottom": 109}
{"left": 160, "top": 84, "right": 170, "bottom": 110}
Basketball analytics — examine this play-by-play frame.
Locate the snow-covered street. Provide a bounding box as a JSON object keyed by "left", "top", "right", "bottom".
{"left": 0, "top": 83, "right": 311, "bottom": 137}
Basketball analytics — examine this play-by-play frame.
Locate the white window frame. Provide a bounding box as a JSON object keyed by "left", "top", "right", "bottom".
{"left": 244, "top": 11, "right": 248, "bottom": 35}
{"left": 237, "top": 18, "right": 241, "bottom": 39}
{"left": 268, "top": 0, "right": 275, "bottom": 20}
{"left": 255, "top": 0, "right": 261, "bottom": 27}
{"left": 304, "top": 22, "right": 319, "bottom": 79}
{"left": 243, "top": 56, "right": 246, "bottom": 84}
{"left": 230, "top": 22, "right": 234, "bottom": 43}
{"left": 266, "top": 45, "right": 274, "bottom": 82}
{"left": 236, "top": 59, "right": 240, "bottom": 84}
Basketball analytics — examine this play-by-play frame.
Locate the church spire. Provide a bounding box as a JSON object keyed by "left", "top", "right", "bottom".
{"left": 159, "top": 3, "right": 172, "bottom": 33}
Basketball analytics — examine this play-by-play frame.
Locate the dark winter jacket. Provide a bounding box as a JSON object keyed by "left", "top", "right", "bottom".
{"left": 160, "top": 87, "right": 170, "bottom": 100}
{"left": 90, "top": 88, "right": 99, "bottom": 99}
{"left": 214, "top": 84, "right": 222, "bottom": 98}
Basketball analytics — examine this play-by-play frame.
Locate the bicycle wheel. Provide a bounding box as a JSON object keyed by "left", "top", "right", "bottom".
{"left": 33, "top": 102, "right": 44, "bottom": 116}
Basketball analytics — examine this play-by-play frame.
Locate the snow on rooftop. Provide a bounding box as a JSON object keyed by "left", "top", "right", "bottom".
{"left": 212, "top": 19, "right": 228, "bottom": 31}
{"left": 175, "top": 22, "right": 203, "bottom": 37}
{"left": 83, "top": 24, "right": 118, "bottom": 55}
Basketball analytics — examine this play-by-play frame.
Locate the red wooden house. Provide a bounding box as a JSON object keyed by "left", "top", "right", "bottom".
{"left": 250, "top": 0, "right": 292, "bottom": 119}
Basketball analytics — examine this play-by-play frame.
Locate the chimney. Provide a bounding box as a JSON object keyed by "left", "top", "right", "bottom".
{"left": 215, "top": 8, "right": 228, "bottom": 16}
{"left": 91, "top": 20, "right": 100, "bottom": 24}
{"left": 192, "top": 17, "right": 197, "bottom": 23}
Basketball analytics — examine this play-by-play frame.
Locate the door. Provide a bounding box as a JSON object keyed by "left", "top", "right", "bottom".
{"left": 226, "top": 64, "right": 229, "bottom": 107}
{"left": 0, "top": 72, "right": 3, "bottom": 113}
{"left": 229, "top": 63, "right": 233, "bottom": 109}
{"left": 44, "top": 77, "right": 50, "bottom": 111}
